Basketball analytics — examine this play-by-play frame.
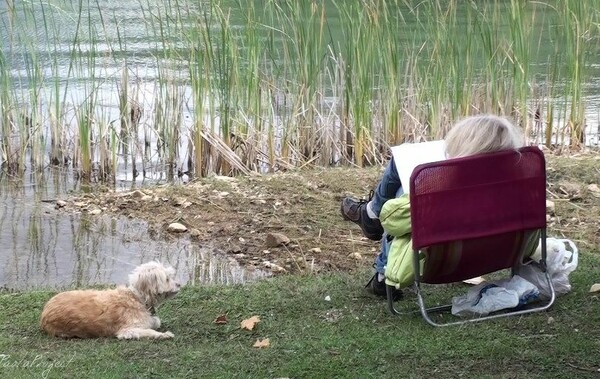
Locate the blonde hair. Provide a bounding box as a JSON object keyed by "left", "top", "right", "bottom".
{"left": 444, "top": 114, "right": 524, "bottom": 158}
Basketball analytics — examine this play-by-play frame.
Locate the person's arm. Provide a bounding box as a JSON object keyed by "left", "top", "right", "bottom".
{"left": 379, "top": 194, "right": 411, "bottom": 237}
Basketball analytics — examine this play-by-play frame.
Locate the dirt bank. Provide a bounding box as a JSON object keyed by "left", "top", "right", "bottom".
{"left": 55, "top": 151, "right": 600, "bottom": 275}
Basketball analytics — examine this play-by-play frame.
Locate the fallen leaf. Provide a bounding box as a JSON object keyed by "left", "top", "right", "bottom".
{"left": 253, "top": 338, "right": 270, "bottom": 348}
{"left": 241, "top": 315, "right": 261, "bottom": 330}
{"left": 214, "top": 314, "right": 228, "bottom": 325}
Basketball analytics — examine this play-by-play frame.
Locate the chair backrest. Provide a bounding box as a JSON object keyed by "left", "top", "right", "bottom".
{"left": 409, "top": 146, "right": 546, "bottom": 284}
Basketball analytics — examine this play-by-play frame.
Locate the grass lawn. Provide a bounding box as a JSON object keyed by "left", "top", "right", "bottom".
{"left": 1, "top": 256, "right": 599, "bottom": 379}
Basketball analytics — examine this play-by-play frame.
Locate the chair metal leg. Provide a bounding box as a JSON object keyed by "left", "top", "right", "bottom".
{"left": 387, "top": 284, "right": 417, "bottom": 315}
{"left": 388, "top": 240, "right": 557, "bottom": 326}
{"left": 387, "top": 284, "right": 402, "bottom": 315}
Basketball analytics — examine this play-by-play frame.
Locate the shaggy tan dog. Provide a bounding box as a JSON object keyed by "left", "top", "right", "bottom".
{"left": 40, "top": 261, "right": 180, "bottom": 340}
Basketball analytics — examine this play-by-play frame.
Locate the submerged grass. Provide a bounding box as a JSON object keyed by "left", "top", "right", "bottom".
{"left": 0, "top": 0, "right": 599, "bottom": 180}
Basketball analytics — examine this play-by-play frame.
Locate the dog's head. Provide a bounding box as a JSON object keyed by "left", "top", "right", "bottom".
{"left": 128, "top": 261, "right": 181, "bottom": 308}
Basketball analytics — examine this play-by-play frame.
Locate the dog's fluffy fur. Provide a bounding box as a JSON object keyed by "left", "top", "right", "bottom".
{"left": 40, "top": 261, "right": 180, "bottom": 340}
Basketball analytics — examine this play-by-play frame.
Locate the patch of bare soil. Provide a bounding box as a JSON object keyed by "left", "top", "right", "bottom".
{"left": 56, "top": 151, "right": 600, "bottom": 276}
{"left": 57, "top": 166, "right": 385, "bottom": 275}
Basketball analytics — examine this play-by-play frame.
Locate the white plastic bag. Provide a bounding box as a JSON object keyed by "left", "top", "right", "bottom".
{"left": 451, "top": 275, "right": 539, "bottom": 317}
{"left": 519, "top": 238, "right": 579, "bottom": 298}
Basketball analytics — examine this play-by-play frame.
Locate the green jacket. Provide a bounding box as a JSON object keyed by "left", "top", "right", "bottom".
{"left": 379, "top": 195, "right": 417, "bottom": 288}
{"left": 379, "top": 194, "right": 540, "bottom": 288}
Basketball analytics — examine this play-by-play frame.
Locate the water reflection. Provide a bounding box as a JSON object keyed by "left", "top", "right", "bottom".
{"left": 0, "top": 169, "right": 268, "bottom": 290}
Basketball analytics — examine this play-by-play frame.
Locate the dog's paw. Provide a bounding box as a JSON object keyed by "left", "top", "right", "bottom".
{"left": 117, "top": 330, "right": 140, "bottom": 340}
{"left": 161, "top": 331, "right": 174, "bottom": 339}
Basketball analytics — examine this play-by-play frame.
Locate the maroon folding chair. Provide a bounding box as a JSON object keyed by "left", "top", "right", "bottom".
{"left": 387, "top": 146, "right": 556, "bottom": 326}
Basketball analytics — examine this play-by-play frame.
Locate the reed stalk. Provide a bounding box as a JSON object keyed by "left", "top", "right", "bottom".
{"left": 544, "top": 39, "right": 561, "bottom": 148}
{"left": 191, "top": 3, "right": 238, "bottom": 175}
{"left": 154, "top": 75, "right": 182, "bottom": 179}
{"left": 213, "top": 5, "right": 237, "bottom": 174}
{"left": 336, "top": 0, "right": 381, "bottom": 166}
{"left": 0, "top": 50, "right": 15, "bottom": 172}
{"left": 559, "top": 0, "right": 594, "bottom": 147}
{"left": 76, "top": 96, "right": 93, "bottom": 180}
{"left": 96, "top": 110, "right": 112, "bottom": 182}
{"left": 475, "top": 3, "right": 503, "bottom": 113}
{"left": 370, "top": 0, "right": 400, "bottom": 153}
{"left": 234, "top": 0, "right": 262, "bottom": 170}
{"left": 509, "top": 0, "right": 532, "bottom": 134}
{"left": 288, "top": 0, "right": 326, "bottom": 162}
{"left": 189, "top": 40, "right": 208, "bottom": 177}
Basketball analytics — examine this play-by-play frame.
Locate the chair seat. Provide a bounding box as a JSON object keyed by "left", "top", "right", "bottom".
{"left": 421, "top": 230, "right": 540, "bottom": 284}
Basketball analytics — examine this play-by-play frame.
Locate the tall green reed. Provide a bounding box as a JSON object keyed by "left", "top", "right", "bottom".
{"left": 258, "top": 0, "right": 327, "bottom": 165}
{"left": 508, "top": 0, "right": 532, "bottom": 133}
{"left": 474, "top": 2, "right": 504, "bottom": 114}
{"left": 188, "top": 26, "right": 208, "bottom": 177}
{"left": 0, "top": 0, "right": 43, "bottom": 174}
{"left": 72, "top": 0, "right": 100, "bottom": 180}
{"left": 2, "top": 0, "right": 600, "bottom": 184}
{"left": 559, "top": 0, "right": 595, "bottom": 147}
{"left": 0, "top": 50, "right": 16, "bottom": 172}
{"left": 336, "top": 0, "right": 381, "bottom": 166}
{"left": 209, "top": 5, "right": 238, "bottom": 173}
{"left": 418, "top": 0, "right": 460, "bottom": 137}
{"left": 286, "top": 0, "right": 326, "bottom": 162}
{"left": 21, "top": 7, "right": 45, "bottom": 172}
{"left": 47, "top": 30, "right": 67, "bottom": 166}
{"left": 154, "top": 76, "right": 182, "bottom": 179}
{"left": 75, "top": 94, "right": 94, "bottom": 180}
{"left": 234, "top": 0, "right": 265, "bottom": 170}
{"left": 189, "top": 3, "right": 236, "bottom": 175}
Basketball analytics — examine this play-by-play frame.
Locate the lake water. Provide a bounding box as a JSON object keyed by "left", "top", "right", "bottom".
{"left": 1, "top": 0, "right": 599, "bottom": 289}
{"left": 0, "top": 169, "right": 268, "bottom": 290}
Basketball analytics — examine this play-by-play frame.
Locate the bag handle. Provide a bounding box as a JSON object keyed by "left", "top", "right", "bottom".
{"left": 553, "top": 238, "right": 579, "bottom": 273}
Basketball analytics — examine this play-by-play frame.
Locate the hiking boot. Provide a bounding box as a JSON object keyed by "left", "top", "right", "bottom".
{"left": 365, "top": 273, "right": 403, "bottom": 301}
{"left": 340, "top": 195, "right": 384, "bottom": 241}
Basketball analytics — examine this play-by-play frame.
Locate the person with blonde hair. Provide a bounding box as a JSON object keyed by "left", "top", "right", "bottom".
{"left": 341, "top": 114, "right": 525, "bottom": 298}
